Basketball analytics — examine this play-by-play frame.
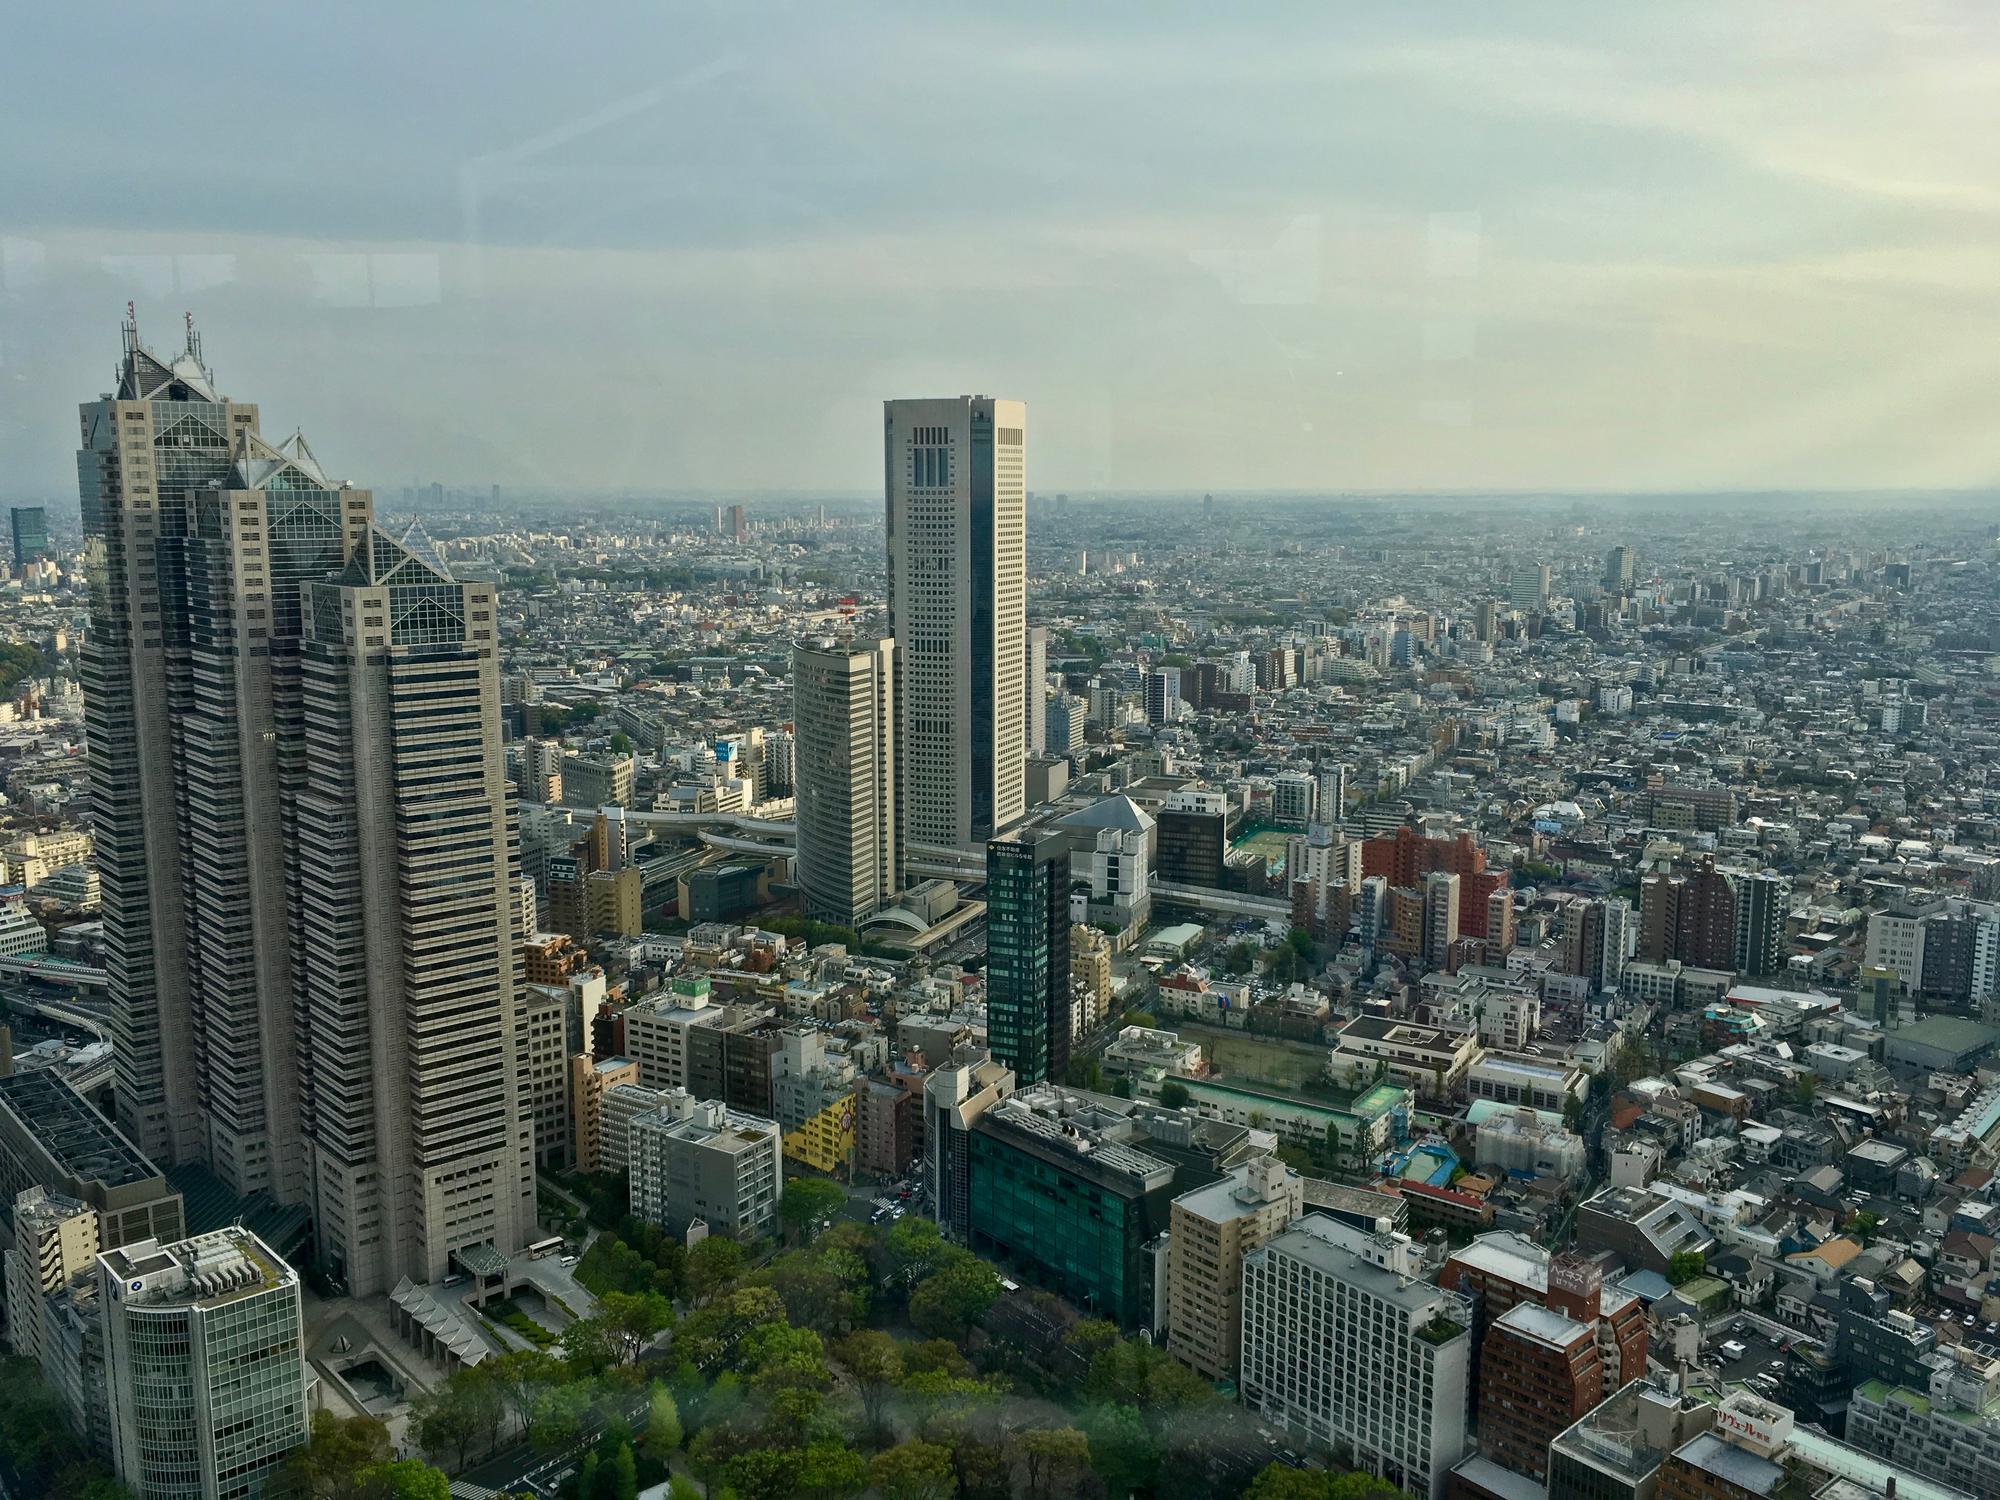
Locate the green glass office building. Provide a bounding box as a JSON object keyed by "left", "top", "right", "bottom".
{"left": 967, "top": 1090, "right": 1175, "bottom": 1328}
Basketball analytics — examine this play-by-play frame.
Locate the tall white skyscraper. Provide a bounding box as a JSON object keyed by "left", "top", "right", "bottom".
{"left": 1024, "top": 624, "right": 1048, "bottom": 754}
{"left": 78, "top": 320, "right": 530, "bottom": 1296}
{"left": 793, "top": 635, "right": 898, "bottom": 925}
{"left": 885, "top": 397, "right": 1027, "bottom": 854}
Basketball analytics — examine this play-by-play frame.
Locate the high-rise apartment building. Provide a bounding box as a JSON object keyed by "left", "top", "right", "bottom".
{"left": 1560, "top": 897, "right": 1632, "bottom": 993}
{"left": 1317, "top": 762, "right": 1349, "bottom": 824}
{"left": 1424, "top": 871, "right": 1462, "bottom": 971}
{"left": 79, "top": 321, "right": 529, "bottom": 1296}
{"left": 1272, "top": 771, "right": 1317, "bottom": 829}
{"left": 1732, "top": 870, "right": 1790, "bottom": 979}
{"left": 985, "top": 830, "right": 1072, "bottom": 1087}
{"left": 1362, "top": 828, "right": 1508, "bottom": 944}
{"left": 1046, "top": 693, "right": 1085, "bottom": 756}
{"left": 1144, "top": 666, "right": 1182, "bottom": 725}
{"left": 793, "top": 636, "right": 897, "bottom": 925}
{"left": 5, "top": 1186, "right": 99, "bottom": 1374}
{"left": 1166, "top": 1156, "right": 1303, "bottom": 1383}
{"left": 1025, "top": 624, "right": 1048, "bottom": 753}
{"left": 1242, "top": 1216, "right": 1474, "bottom": 1500}
{"left": 99, "top": 1227, "right": 308, "bottom": 1500}
{"left": 11, "top": 504, "right": 49, "bottom": 567}
{"left": 884, "top": 397, "right": 1027, "bottom": 854}
{"left": 1603, "top": 544, "right": 1635, "bottom": 593}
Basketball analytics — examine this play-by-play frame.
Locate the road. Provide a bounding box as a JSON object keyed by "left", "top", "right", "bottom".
{"left": 457, "top": 1387, "right": 651, "bottom": 1499}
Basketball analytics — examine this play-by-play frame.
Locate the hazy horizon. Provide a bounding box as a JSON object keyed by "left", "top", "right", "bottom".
{"left": 5, "top": 2, "right": 1999, "bottom": 500}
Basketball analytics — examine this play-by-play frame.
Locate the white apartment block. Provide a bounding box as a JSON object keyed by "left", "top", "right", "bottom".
{"left": 629, "top": 1090, "right": 782, "bottom": 1240}
{"left": 1241, "top": 1215, "right": 1472, "bottom": 1500}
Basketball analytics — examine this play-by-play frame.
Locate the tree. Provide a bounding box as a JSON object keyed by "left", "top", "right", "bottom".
{"left": 531, "top": 1382, "right": 594, "bottom": 1455}
{"left": 599, "top": 1290, "right": 675, "bottom": 1364}
{"left": 1850, "top": 1210, "right": 1882, "bottom": 1247}
{"left": 1084, "top": 1404, "right": 1157, "bottom": 1498}
{"left": 885, "top": 1215, "right": 947, "bottom": 1282}
{"left": 794, "top": 1440, "right": 868, "bottom": 1500}
{"left": 609, "top": 732, "right": 634, "bottom": 756}
{"left": 643, "top": 1383, "right": 683, "bottom": 1454}
{"left": 603, "top": 1441, "right": 639, "bottom": 1500}
{"left": 1563, "top": 1094, "right": 1587, "bottom": 1137}
{"left": 353, "top": 1460, "right": 451, "bottom": 1500}
{"left": 1667, "top": 1250, "right": 1707, "bottom": 1287}
{"left": 905, "top": 1339, "right": 973, "bottom": 1378}
{"left": 687, "top": 1235, "right": 748, "bottom": 1300}
{"left": 870, "top": 1439, "right": 958, "bottom": 1500}
{"left": 721, "top": 1447, "right": 801, "bottom": 1500}
{"left": 832, "top": 1329, "right": 903, "bottom": 1443}
{"left": 560, "top": 1315, "right": 619, "bottom": 1378}
{"left": 409, "top": 1384, "right": 482, "bottom": 1473}
{"left": 1158, "top": 1081, "right": 1191, "bottom": 1109}
{"left": 779, "top": 1179, "right": 847, "bottom": 1244}
{"left": 488, "top": 1349, "right": 562, "bottom": 1452}
{"left": 268, "top": 1409, "right": 392, "bottom": 1497}
{"left": 909, "top": 1255, "right": 1000, "bottom": 1339}
{"left": 1323, "top": 1121, "right": 1342, "bottom": 1167}
{"left": 1008, "top": 1426, "right": 1092, "bottom": 1500}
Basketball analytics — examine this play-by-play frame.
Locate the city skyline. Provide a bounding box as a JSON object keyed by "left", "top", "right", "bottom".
{"left": 6, "top": 4, "right": 2000, "bottom": 499}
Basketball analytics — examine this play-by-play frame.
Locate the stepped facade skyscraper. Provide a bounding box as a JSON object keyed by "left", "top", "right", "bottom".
{"left": 884, "top": 397, "right": 1027, "bottom": 855}
{"left": 79, "top": 319, "right": 530, "bottom": 1294}
{"left": 793, "top": 634, "right": 898, "bottom": 926}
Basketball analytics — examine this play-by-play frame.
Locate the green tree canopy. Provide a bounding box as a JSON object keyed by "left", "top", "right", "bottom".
{"left": 868, "top": 1439, "right": 958, "bottom": 1500}
{"left": 909, "top": 1253, "right": 1000, "bottom": 1339}
{"left": 779, "top": 1179, "right": 847, "bottom": 1244}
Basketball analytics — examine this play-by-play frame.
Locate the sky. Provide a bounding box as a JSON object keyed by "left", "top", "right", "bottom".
{"left": 4, "top": 1, "right": 1999, "bottom": 501}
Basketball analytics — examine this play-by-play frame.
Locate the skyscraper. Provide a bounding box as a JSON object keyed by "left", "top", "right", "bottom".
{"left": 1508, "top": 563, "right": 1552, "bottom": 612}
{"left": 885, "top": 397, "right": 1027, "bottom": 854}
{"left": 78, "top": 320, "right": 529, "bottom": 1295}
{"left": 295, "top": 528, "right": 533, "bottom": 1293}
{"left": 1024, "top": 624, "right": 1048, "bottom": 754}
{"left": 985, "top": 830, "right": 1071, "bottom": 1087}
{"left": 1733, "top": 870, "right": 1791, "bottom": 978}
{"left": 10, "top": 505, "right": 49, "bottom": 567}
{"left": 793, "top": 635, "right": 897, "bottom": 925}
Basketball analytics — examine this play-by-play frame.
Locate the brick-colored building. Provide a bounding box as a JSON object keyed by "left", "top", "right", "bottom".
{"left": 856, "top": 1072, "right": 924, "bottom": 1179}
{"left": 1476, "top": 1303, "right": 1602, "bottom": 1479}
{"left": 1361, "top": 829, "right": 1509, "bottom": 942}
{"left": 1440, "top": 1233, "right": 1648, "bottom": 1399}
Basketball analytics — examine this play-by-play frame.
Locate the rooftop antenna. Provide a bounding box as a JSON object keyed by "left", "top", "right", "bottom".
{"left": 122, "top": 300, "right": 138, "bottom": 356}
{"left": 184, "top": 310, "right": 203, "bottom": 364}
